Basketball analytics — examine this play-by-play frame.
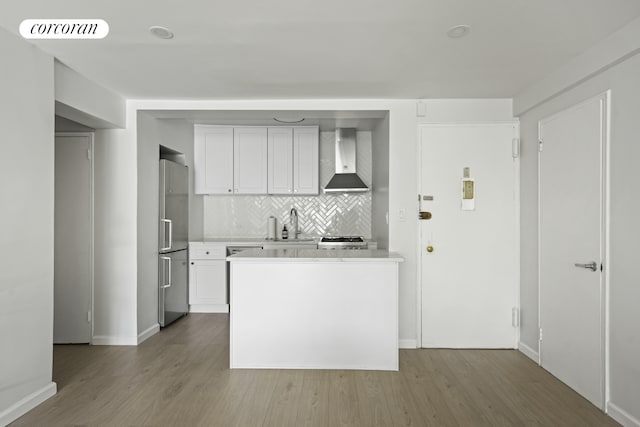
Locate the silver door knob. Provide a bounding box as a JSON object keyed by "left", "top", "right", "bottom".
{"left": 574, "top": 261, "right": 598, "bottom": 272}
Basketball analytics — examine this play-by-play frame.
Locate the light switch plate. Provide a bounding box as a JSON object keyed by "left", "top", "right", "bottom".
{"left": 399, "top": 209, "right": 406, "bottom": 222}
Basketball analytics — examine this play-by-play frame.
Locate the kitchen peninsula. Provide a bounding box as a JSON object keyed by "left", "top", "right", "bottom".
{"left": 228, "top": 248, "right": 403, "bottom": 371}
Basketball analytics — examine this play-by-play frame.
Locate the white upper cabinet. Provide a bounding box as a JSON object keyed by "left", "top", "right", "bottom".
{"left": 267, "top": 126, "right": 319, "bottom": 195}
{"left": 268, "top": 127, "right": 294, "bottom": 194}
{"left": 194, "top": 125, "right": 317, "bottom": 195}
{"left": 194, "top": 125, "right": 234, "bottom": 194}
{"left": 293, "top": 127, "right": 319, "bottom": 195}
{"left": 233, "top": 127, "right": 268, "bottom": 194}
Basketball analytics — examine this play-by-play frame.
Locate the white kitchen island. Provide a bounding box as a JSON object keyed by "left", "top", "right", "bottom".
{"left": 228, "top": 248, "right": 403, "bottom": 371}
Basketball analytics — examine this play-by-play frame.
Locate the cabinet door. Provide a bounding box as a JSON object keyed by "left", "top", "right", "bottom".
{"left": 293, "top": 127, "right": 319, "bottom": 195}
{"left": 234, "top": 127, "right": 268, "bottom": 194}
{"left": 194, "top": 126, "right": 234, "bottom": 194}
{"left": 189, "top": 259, "right": 227, "bottom": 305}
{"left": 267, "top": 127, "right": 293, "bottom": 194}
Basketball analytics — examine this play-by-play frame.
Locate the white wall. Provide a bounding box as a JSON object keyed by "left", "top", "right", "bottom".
{"left": 514, "top": 16, "right": 640, "bottom": 116}
{"left": 92, "top": 126, "right": 139, "bottom": 344}
{"left": 386, "top": 102, "right": 420, "bottom": 347}
{"left": 55, "top": 115, "right": 95, "bottom": 132}
{"left": 372, "top": 114, "right": 390, "bottom": 249}
{"left": 515, "top": 38, "right": 640, "bottom": 427}
{"left": 417, "top": 99, "right": 515, "bottom": 123}
{"left": 0, "top": 29, "right": 57, "bottom": 425}
{"left": 136, "top": 113, "right": 160, "bottom": 336}
{"left": 54, "top": 60, "right": 126, "bottom": 129}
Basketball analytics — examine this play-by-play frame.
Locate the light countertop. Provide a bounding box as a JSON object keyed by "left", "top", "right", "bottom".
{"left": 227, "top": 248, "right": 403, "bottom": 262}
{"left": 191, "top": 237, "right": 377, "bottom": 244}
{"left": 192, "top": 237, "right": 318, "bottom": 244}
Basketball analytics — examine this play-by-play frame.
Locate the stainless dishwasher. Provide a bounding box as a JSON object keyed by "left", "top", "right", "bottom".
{"left": 226, "top": 246, "right": 262, "bottom": 306}
{"left": 227, "top": 246, "right": 262, "bottom": 256}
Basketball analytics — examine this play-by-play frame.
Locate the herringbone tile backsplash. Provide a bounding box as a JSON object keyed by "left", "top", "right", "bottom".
{"left": 204, "top": 131, "right": 372, "bottom": 238}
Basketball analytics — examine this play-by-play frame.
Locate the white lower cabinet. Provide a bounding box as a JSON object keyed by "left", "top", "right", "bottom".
{"left": 190, "top": 260, "right": 226, "bottom": 302}
{"left": 189, "top": 244, "right": 228, "bottom": 313}
{"left": 188, "top": 240, "right": 319, "bottom": 313}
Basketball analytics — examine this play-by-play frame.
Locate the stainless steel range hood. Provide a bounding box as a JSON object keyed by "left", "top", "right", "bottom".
{"left": 324, "top": 128, "right": 369, "bottom": 193}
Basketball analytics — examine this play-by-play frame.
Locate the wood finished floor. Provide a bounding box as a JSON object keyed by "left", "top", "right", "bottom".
{"left": 12, "top": 314, "right": 618, "bottom": 427}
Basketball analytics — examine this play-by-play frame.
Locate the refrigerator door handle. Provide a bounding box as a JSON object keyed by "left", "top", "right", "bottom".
{"left": 160, "top": 219, "right": 172, "bottom": 250}
{"left": 160, "top": 256, "right": 172, "bottom": 288}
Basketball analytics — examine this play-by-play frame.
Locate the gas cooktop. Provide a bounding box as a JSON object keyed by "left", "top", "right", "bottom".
{"left": 320, "top": 236, "right": 364, "bottom": 243}
{"left": 318, "top": 236, "right": 367, "bottom": 249}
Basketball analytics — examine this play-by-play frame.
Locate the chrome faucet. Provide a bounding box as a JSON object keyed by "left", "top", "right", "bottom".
{"left": 290, "top": 207, "right": 300, "bottom": 239}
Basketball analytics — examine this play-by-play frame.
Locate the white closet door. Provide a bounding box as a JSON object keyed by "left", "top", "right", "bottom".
{"left": 538, "top": 93, "right": 607, "bottom": 409}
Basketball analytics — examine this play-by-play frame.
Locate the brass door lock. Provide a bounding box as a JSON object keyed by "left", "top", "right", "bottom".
{"left": 419, "top": 211, "right": 432, "bottom": 220}
{"left": 426, "top": 246, "right": 434, "bottom": 253}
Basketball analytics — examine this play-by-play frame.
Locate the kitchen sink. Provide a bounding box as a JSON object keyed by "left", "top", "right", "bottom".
{"left": 262, "top": 238, "right": 318, "bottom": 250}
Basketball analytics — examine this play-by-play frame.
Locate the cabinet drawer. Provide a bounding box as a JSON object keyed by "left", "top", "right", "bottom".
{"left": 190, "top": 246, "right": 226, "bottom": 259}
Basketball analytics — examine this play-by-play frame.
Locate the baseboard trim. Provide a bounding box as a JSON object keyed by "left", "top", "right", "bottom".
{"left": 92, "top": 335, "right": 138, "bottom": 346}
{"left": 608, "top": 402, "right": 640, "bottom": 427}
{"left": 137, "top": 324, "right": 160, "bottom": 345}
{"left": 399, "top": 339, "right": 417, "bottom": 349}
{"left": 189, "top": 304, "right": 229, "bottom": 313}
{"left": 518, "top": 342, "right": 539, "bottom": 363}
{"left": 0, "top": 382, "right": 57, "bottom": 426}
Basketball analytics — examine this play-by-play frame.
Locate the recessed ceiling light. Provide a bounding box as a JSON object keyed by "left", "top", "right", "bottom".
{"left": 447, "top": 25, "right": 471, "bottom": 39}
{"left": 149, "top": 26, "right": 174, "bottom": 39}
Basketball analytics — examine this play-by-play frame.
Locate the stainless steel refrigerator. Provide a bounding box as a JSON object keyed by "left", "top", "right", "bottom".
{"left": 159, "top": 159, "right": 189, "bottom": 327}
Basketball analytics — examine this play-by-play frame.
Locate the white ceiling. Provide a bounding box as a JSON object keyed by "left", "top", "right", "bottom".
{"left": 2, "top": 0, "right": 640, "bottom": 99}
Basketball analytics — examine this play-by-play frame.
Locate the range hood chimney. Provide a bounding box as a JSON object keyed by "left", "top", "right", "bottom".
{"left": 323, "top": 128, "right": 369, "bottom": 193}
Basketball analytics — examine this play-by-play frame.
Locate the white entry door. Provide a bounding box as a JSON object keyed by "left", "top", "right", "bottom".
{"left": 538, "top": 93, "right": 607, "bottom": 409}
{"left": 420, "top": 124, "right": 518, "bottom": 348}
{"left": 55, "top": 133, "right": 93, "bottom": 344}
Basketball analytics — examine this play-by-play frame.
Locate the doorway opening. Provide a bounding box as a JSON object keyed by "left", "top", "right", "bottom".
{"left": 54, "top": 125, "right": 94, "bottom": 344}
